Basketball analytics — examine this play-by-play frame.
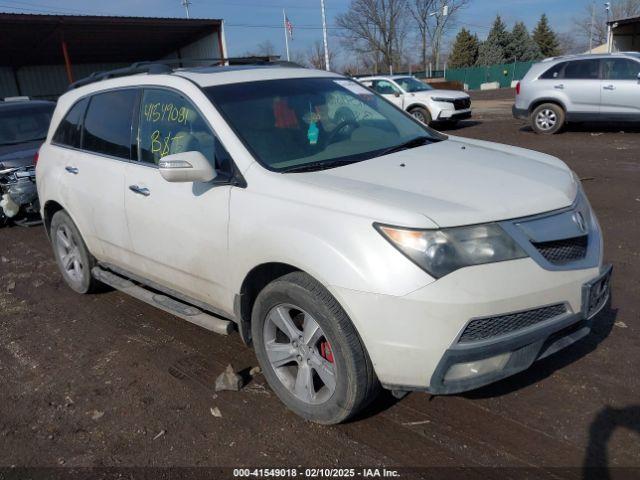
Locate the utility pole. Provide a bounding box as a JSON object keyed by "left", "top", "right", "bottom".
{"left": 605, "top": 2, "right": 612, "bottom": 53}
{"left": 589, "top": 2, "right": 595, "bottom": 52}
{"left": 320, "top": 0, "right": 330, "bottom": 71}
{"left": 283, "top": 10, "right": 291, "bottom": 62}
{"left": 181, "top": 0, "right": 191, "bottom": 19}
{"left": 424, "top": 4, "right": 448, "bottom": 78}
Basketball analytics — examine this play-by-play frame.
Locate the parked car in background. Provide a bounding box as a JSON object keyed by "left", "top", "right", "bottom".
{"left": 0, "top": 98, "right": 55, "bottom": 226}
{"left": 513, "top": 52, "right": 640, "bottom": 134}
{"left": 358, "top": 75, "right": 471, "bottom": 126}
{"left": 38, "top": 63, "right": 610, "bottom": 424}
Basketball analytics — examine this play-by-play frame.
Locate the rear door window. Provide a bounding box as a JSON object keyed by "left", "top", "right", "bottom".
{"left": 82, "top": 89, "right": 138, "bottom": 159}
{"left": 372, "top": 80, "right": 400, "bottom": 95}
{"left": 53, "top": 98, "right": 88, "bottom": 148}
{"left": 602, "top": 58, "right": 640, "bottom": 80}
{"left": 563, "top": 60, "right": 600, "bottom": 80}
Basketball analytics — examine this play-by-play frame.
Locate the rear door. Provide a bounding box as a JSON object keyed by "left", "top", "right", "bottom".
{"left": 561, "top": 59, "right": 602, "bottom": 115}
{"left": 123, "top": 87, "right": 232, "bottom": 309}
{"left": 600, "top": 57, "right": 640, "bottom": 119}
{"left": 50, "top": 89, "right": 138, "bottom": 266}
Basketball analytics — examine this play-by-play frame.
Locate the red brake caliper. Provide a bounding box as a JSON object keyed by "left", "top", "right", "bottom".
{"left": 320, "top": 341, "right": 334, "bottom": 363}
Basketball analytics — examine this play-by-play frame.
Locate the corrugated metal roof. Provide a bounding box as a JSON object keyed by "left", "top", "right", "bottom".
{"left": 0, "top": 13, "right": 223, "bottom": 66}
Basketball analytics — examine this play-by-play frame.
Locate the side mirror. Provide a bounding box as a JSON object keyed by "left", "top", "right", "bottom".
{"left": 158, "top": 151, "right": 217, "bottom": 183}
{"left": 394, "top": 91, "right": 401, "bottom": 97}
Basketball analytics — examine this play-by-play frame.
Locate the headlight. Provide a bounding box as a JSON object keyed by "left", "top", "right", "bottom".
{"left": 430, "top": 96, "right": 453, "bottom": 103}
{"left": 375, "top": 223, "right": 527, "bottom": 278}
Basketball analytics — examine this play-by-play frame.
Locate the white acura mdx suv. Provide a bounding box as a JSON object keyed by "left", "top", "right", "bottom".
{"left": 37, "top": 63, "right": 611, "bottom": 424}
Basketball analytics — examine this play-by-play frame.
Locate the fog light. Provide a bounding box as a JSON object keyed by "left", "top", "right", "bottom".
{"left": 444, "top": 352, "right": 511, "bottom": 382}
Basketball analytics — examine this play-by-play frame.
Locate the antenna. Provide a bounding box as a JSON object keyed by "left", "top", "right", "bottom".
{"left": 181, "top": 0, "right": 192, "bottom": 19}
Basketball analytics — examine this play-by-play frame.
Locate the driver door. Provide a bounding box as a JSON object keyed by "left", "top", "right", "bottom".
{"left": 123, "top": 87, "right": 233, "bottom": 309}
{"left": 372, "top": 80, "right": 405, "bottom": 109}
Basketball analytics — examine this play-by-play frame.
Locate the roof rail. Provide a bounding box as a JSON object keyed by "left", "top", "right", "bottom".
{"left": 67, "top": 56, "right": 304, "bottom": 91}
{"left": 68, "top": 62, "right": 172, "bottom": 90}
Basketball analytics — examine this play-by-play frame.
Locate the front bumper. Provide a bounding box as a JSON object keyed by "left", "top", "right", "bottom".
{"left": 429, "top": 265, "right": 611, "bottom": 394}
{"left": 438, "top": 108, "right": 472, "bottom": 121}
{"left": 330, "top": 260, "right": 609, "bottom": 392}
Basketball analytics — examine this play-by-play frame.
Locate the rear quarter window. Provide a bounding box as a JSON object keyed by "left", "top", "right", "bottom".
{"left": 539, "top": 62, "right": 567, "bottom": 79}
{"left": 52, "top": 98, "right": 88, "bottom": 148}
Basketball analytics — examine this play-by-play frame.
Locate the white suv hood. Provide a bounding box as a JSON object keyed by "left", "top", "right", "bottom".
{"left": 294, "top": 136, "right": 577, "bottom": 228}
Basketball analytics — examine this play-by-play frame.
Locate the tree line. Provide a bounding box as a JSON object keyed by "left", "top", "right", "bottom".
{"left": 246, "top": 0, "right": 640, "bottom": 74}
{"left": 449, "top": 14, "right": 560, "bottom": 69}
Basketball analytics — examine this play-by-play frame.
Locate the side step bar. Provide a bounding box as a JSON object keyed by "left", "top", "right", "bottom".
{"left": 91, "top": 266, "right": 233, "bottom": 336}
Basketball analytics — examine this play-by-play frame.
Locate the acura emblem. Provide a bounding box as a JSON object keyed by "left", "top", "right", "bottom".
{"left": 573, "top": 211, "right": 587, "bottom": 233}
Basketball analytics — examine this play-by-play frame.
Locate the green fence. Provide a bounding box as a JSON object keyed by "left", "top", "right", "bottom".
{"left": 445, "top": 61, "right": 534, "bottom": 90}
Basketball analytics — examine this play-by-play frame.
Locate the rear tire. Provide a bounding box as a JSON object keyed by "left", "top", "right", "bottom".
{"left": 252, "top": 271, "right": 379, "bottom": 424}
{"left": 531, "top": 103, "right": 565, "bottom": 134}
{"left": 50, "top": 210, "right": 103, "bottom": 294}
{"left": 409, "top": 106, "right": 432, "bottom": 125}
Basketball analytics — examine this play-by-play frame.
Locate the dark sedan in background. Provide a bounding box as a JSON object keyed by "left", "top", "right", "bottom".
{"left": 0, "top": 98, "right": 54, "bottom": 226}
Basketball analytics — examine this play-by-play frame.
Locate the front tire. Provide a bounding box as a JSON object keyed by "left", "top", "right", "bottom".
{"left": 251, "top": 272, "right": 379, "bottom": 424}
{"left": 409, "top": 106, "right": 432, "bottom": 125}
{"left": 531, "top": 103, "right": 565, "bottom": 134}
{"left": 50, "top": 210, "right": 103, "bottom": 294}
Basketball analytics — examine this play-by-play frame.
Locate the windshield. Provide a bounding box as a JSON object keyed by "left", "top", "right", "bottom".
{"left": 0, "top": 104, "right": 53, "bottom": 146}
{"left": 205, "top": 78, "right": 443, "bottom": 172}
{"left": 395, "top": 77, "right": 433, "bottom": 93}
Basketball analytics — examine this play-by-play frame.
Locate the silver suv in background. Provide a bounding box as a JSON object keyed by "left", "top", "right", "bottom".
{"left": 513, "top": 53, "right": 640, "bottom": 134}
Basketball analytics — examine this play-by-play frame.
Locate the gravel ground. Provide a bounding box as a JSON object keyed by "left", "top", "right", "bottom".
{"left": 0, "top": 89, "right": 638, "bottom": 477}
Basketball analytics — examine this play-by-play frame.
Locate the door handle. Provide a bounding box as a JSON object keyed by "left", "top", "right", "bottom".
{"left": 603, "top": 84, "right": 615, "bottom": 90}
{"left": 553, "top": 84, "right": 564, "bottom": 90}
{"left": 65, "top": 166, "right": 79, "bottom": 174}
{"left": 129, "top": 185, "right": 150, "bottom": 197}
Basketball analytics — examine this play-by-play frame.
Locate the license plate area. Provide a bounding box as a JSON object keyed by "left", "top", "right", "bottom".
{"left": 582, "top": 265, "right": 612, "bottom": 319}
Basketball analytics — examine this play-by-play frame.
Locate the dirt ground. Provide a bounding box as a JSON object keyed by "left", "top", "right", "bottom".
{"left": 1, "top": 89, "right": 639, "bottom": 477}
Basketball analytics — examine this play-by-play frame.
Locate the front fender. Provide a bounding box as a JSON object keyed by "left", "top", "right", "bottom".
{"left": 228, "top": 190, "right": 434, "bottom": 299}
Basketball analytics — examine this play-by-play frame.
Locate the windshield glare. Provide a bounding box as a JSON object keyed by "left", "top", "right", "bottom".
{"left": 0, "top": 105, "right": 53, "bottom": 146}
{"left": 205, "top": 78, "right": 442, "bottom": 172}
{"left": 395, "top": 77, "right": 433, "bottom": 93}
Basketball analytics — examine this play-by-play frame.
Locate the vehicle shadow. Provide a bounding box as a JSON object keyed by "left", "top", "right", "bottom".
{"left": 436, "top": 120, "right": 482, "bottom": 132}
{"left": 519, "top": 123, "right": 640, "bottom": 134}
{"left": 461, "top": 305, "right": 618, "bottom": 400}
{"left": 582, "top": 404, "right": 640, "bottom": 477}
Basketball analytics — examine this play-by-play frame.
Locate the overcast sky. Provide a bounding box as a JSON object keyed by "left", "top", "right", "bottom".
{"left": 0, "top": 0, "right": 593, "bottom": 60}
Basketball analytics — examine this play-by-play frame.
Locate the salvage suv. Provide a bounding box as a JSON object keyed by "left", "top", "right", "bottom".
{"left": 37, "top": 62, "right": 611, "bottom": 424}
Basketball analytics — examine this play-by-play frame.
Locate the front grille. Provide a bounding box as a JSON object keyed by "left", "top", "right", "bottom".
{"left": 454, "top": 98, "right": 471, "bottom": 110}
{"left": 533, "top": 236, "right": 588, "bottom": 265}
{"left": 458, "top": 304, "right": 567, "bottom": 343}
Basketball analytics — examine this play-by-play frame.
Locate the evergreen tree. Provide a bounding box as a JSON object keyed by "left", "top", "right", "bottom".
{"left": 505, "top": 21, "right": 542, "bottom": 62}
{"left": 476, "top": 15, "right": 509, "bottom": 66}
{"left": 448, "top": 28, "right": 480, "bottom": 69}
{"left": 532, "top": 14, "right": 560, "bottom": 57}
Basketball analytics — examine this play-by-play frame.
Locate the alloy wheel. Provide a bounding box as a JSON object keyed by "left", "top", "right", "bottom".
{"left": 263, "top": 304, "right": 337, "bottom": 405}
{"left": 55, "top": 224, "right": 84, "bottom": 284}
{"left": 536, "top": 109, "right": 557, "bottom": 131}
{"left": 411, "top": 111, "right": 426, "bottom": 123}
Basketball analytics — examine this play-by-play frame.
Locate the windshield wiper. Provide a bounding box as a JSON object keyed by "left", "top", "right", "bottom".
{"left": 280, "top": 159, "right": 360, "bottom": 173}
{"left": 378, "top": 136, "right": 431, "bottom": 157}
